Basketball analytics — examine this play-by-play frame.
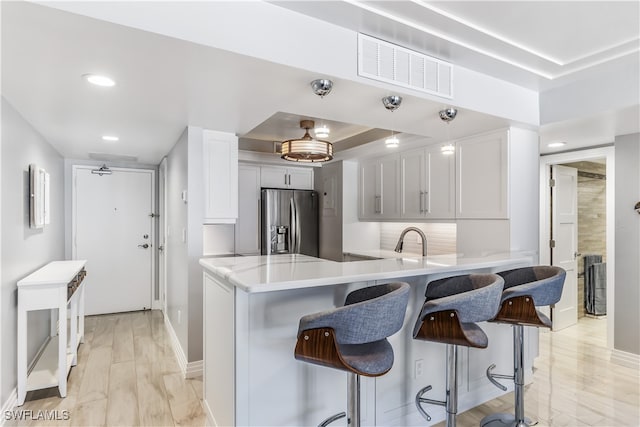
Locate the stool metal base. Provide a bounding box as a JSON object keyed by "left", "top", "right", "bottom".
{"left": 415, "top": 344, "right": 458, "bottom": 427}
{"left": 318, "top": 373, "right": 360, "bottom": 427}
{"left": 480, "top": 413, "right": 535, "bottom": 427}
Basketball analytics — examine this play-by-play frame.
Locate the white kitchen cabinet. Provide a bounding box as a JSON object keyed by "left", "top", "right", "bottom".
{"left": 260, "top": 165, "right": 313, "bottom": 190}
{"left": 400, "top": 144, "right": 455, "bottom": 219}
{"left": 358, "top": 155, "right": 400, "bottom": 220}
{"left": 203, "top": 130, "right": 238, "bottom": 223}
{"left": 235, "top": 164, "right": 261, "bottom": 255}
{"left": 456, "top": 130, "right": 508, "bottom": 219}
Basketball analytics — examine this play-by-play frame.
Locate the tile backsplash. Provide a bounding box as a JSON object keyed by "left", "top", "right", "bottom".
{"left": 380, "top": 222, "right": 456, "bottom": 256}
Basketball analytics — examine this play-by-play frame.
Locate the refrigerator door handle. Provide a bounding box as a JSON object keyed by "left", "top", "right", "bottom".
{"left": 289, "top": 198, "right": 296, "bottom": 253}
{"left": 294, "top": 198, "right": 301, "bottom": 253}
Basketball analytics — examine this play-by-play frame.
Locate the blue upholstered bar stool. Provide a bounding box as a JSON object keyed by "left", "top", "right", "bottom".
{"left": 481, "top": 266, "right": 566, "bottom": 427}
{"left": 295, "top": 282, "right": 410, "bottom": 427}
{"left": 413, "top": 274, "right": 504, "bottom": 427}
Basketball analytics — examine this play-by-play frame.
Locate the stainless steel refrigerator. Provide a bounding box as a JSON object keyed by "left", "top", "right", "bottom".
{"left": 261, "top": 189, "right": 319, "bottom": 257}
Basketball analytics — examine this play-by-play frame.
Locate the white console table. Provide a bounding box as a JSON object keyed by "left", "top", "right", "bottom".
{"left": 17, "top": 260, "right": 87, "bottom": 406}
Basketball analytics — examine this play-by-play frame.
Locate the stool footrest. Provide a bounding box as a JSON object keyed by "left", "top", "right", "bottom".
{"left": 318, "top": 412, "right": 345, "bottom": 427}
{"left": 486, "top": 364, "right": 511, "bottom": 391}
{"left": 415, "top": 385, "right": 445, "bottom": 421}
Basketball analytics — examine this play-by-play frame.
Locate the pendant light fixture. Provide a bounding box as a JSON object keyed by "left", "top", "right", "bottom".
{"left": 281, "top": 120, "right": 333, "bottom": 163}
{"left": 382, "top": 95, "right": 402, "bottom": 148}
{"left": 439, "top": 107, "right": 458, "bottom": 155}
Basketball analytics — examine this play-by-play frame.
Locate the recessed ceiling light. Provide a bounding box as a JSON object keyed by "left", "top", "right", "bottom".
{"left": 547, "top": 142, "right": 567, "bottom": 148}
{"left": 102, "top": 135, "right": 119, "bottom": 142}
{"left": 84, "top": 74, "right": 116, "bottom": 87}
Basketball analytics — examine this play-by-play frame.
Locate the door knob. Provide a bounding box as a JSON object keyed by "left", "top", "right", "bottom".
{"left": 138, "top": 243, "right": 149, "bottom": 249}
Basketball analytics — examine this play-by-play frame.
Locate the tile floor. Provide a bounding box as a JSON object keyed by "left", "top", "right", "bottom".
{"left": 12, "top": 312, "right": 639, "bottom": 427}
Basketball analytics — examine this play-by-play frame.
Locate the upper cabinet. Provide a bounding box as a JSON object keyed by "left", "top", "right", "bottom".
{"left": 455, "top": 130, "right": 508, "bottom": 219}
{"left": 260, "top": 165, "right": 314, "bottom": 190}
{"left": 203, "top": 130, "right": 238, "bottom": 224}
{"left": 357, "top": 128, "right": 534, "bottom": 222}
{"left": 400, "top": 144, "right": 455, "bottom": 220}
{"left": 359, "top": 155, "right": 400, "bottom": 219}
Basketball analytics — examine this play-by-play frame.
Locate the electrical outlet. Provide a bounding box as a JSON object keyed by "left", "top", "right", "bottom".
{"left": 415, "top": 359, "right": 424, "bottom": 378}
{"left": 177, "top": 310, "right": 181, "bottom": 325}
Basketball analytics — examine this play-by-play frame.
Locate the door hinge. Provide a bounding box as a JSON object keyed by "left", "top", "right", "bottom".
{"left": 549, "top": 178, "right": 556, "bottom": 187}
{"left": 149, "top": 213, "right": 159, "bottom": 218}
{"left": 549, "top": 239, "right": 556, "bottom": 248}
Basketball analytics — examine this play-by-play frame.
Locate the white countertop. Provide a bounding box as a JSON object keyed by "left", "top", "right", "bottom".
{"left": 199, "top": 251, "right": 534, "bottom": 293}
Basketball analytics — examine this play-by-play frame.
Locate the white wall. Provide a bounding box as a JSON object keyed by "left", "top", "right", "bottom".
{"left": 164, "top": 126, "right": 210, "bottom": 364}
{"left": 1, "top": 97, "right": 65, "bottom": 404}
{"left": 166, "top": 128, "right": 189, "bottom": 359}
{"left": 186, "top": 126, "right": 205, "bottom": 362}
{"left": 614, "top": 133, "right": 640, "bottom": 355}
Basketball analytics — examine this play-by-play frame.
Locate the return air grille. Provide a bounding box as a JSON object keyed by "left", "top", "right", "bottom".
{"left": 358, "top": 33, "right": 453, "bottom": 98}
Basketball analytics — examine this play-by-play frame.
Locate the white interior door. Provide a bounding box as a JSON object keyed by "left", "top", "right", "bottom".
{"left": 551, "top": 164, "right": 578, "bottom": 330}
{"left": 74, "top": 166, "right": 154, "bottom": 315}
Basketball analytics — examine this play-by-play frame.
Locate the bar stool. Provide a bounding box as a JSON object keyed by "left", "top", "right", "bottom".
{"left": 295, "top": 282, "right": 410, "bottom": 427}
{"left": 481, "top": 266, "right": 566, "bottom": 427}
{"left": 413, "top": 274, "right": 504, "bottom": 427}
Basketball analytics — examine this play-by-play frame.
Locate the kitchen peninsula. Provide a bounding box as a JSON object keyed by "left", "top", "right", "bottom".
{"left": 200, "top": 252, "right": 536, "bottom": 426}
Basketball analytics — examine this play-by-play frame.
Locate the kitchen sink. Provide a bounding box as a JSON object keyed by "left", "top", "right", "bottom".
{"left": 339, "top": 253, "right": 384, "bottom": 262}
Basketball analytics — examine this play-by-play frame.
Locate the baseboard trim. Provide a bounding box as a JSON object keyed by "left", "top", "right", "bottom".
{"left": 611, "top": 349, "right": 640, "bottom": 369}
{"left": 163, "top": 315, "right": 203, "bottom": 379}
{"left": 163, "top": 315, "right": 188, "bottom": 375}
{"left": 0, "top": 388, "right": 18, "bottom": 427}
{"left": 185, "top": 360, "right": 203, "bottom": 379}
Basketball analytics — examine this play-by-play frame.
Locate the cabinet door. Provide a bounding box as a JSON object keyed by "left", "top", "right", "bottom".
{"left": 401, "top": 148, "right": 425, "bottom": 219}
{"left": 203, "top": 130, "right": 238, "bottom": 223}
{"left": 359, "top": 159, "right": 380, "bottom": 219}
{"left": 235, "top": 164, "right": 261, "bottom": 254}
{"left": 379, "top": 155, "right": 400, "bottom": 218}
{"left": 456, "top": 130, "right": 508, "bottom": 219}
{"left": 425, "top": 144, "right": 455, "bottom": 219}
{"left": 287, "top": 167, "right": 314, "bottom": 190}
{"left": 260, "top": 166, "right": 288, "bottom": 189}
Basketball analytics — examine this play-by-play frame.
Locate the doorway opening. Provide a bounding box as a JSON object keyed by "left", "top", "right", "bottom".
{"left": 539, "top": 147, "right": 615, "bottom": 347}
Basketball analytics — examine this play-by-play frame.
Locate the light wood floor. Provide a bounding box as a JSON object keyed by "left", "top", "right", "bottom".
{"left": 452, "top": 317, "right": 640, "bottom": 427}
{"left": 13, "top": 314, "right": 638, "bottom": 427}
{"left": 14, "top": 310, "right": 205, "bottom": 427}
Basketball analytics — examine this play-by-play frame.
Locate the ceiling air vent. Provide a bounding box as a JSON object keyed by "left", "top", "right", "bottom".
{"left": 358, "top": 33, "right": 453, "bottom": 99}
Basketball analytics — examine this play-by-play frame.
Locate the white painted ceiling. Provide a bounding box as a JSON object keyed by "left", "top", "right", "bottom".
{"left": 272, "top": 0, "right": 640, "bottom": 90}
{"left": 2, "top": 1, "right": 638, "bottom": 164}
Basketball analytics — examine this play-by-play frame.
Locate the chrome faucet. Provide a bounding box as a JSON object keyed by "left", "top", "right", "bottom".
{"left": 394, "top": 227, "right": 428, "bottom": 256}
